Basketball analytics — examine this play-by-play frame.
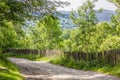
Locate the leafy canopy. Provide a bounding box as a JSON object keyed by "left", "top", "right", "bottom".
{"left": 0, "top": 0, "right": 69, "bottom": 25}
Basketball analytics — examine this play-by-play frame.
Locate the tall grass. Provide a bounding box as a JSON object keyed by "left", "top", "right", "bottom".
{"left": 4, "top": 52, "right": 60, "bottom": 61}
{"left": 4, "top": 53, "right": 42, "bottom": 60}
{"left": 0, "top": 53, "right": 24, "bottom": 80}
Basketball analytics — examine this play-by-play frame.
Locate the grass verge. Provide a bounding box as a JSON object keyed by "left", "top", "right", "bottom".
{"left": 0, "top": 53, "right": 24, "bottom": 80}
{"left": 4, "top": 52, "right": 59, "bottom": 62}
{"left": 4, "top": 53, "right": 42, "bottom": 60}
{"left": 50, "top": 55, "right": 120, "bottom": 77}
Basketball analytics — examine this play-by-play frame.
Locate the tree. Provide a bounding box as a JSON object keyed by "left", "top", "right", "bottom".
{"left": 0, "top": 0, "right": 69, "bottom": 50}
{"left": 108, "top": 0, "right": 120, "bottom": 8}
{"left": 30, "top": 15, "right": 62, "bottom": 49}
{"left": 0, "top": 21, "right": 18, "bottom": 50}
{"left": 93, "top": 22, "right": 113, "bottom": 51}
{"left": 0, "top": 0, "right": 69, "bottom": 25}
{"left": 60, "top": 29, "right": 71, "bottom": 51}
{"left": 100, "top": 36, "right": 120, "bottom": 51}
{"left": 110, "top": 7, "right": 120, "bottom": 37}
{"left": 70, "top": 0, "right": 98, "bottom": 52}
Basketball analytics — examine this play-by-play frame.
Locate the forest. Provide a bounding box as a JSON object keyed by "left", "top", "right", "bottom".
{"left": 0, "top": 0, "right": 120, "bottom": 79}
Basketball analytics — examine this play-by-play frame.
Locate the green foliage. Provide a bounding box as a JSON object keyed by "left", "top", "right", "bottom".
{"left": 0, "top": 0, "right": 119, "bottom": 52}
{"left": 111, "top": 9, "right": 120, "bottom": 27}
{"left": 0, "top": 0, "right": 120, "bottom": 79}
{"left": 0, "top": 0, "right": 68, "bottom": 50}
{"left": 61, "top": 0, "right": 120, "bottom": 52}
{"left": 100, "top": 36, "right": 120, "bottom": 50}
{"left": 5, "top": 52, "right": 59, "bottom": 62}
{"left": 30, "top": 15, "right": 62, "bottom": 49}
{"left": 0, "top": 21, "right": 18, "bottom": 50}
{"left": 108, "top": 0, "right": 120, "bottom": 8}
{"left": 51, "top": 55, "right": 120, "bottom": 77}
{"left": 51, "top": 55, "right": 104, "bottom": 70}
{"left": 4, "top": 53, "right": 42, "bottom": 60}
{"left": 71, "top": 0, "right": 98, "bottom": 26}
{"left": 60, "top": 29, "right": 71, "bottom": 51}
{"left": 0, "top": 0, "right": 68, "bottom": 25}
{"left": 0, "top": 0, "right": 69, "bottom": 51}
{"left": 70, "top": 0, "right": 98, "bottom": 52}
{"left": 0, "top": 21, "right": 30, "bottom": 50}
{"left": 0, "top": 53, "right": 24, "bottom": 80}
{"left": 92, "top": 22, "right": 112, "bottom": 51}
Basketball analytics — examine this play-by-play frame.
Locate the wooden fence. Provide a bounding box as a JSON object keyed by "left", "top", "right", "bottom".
{"left": 64, "top": 49, "right": 120, "bottom": 65}
{"left": 4, "top": 48, "right": 120, "bottom": 65}
{"left": 4, "top": 48, "right": 62, "bottom": 57}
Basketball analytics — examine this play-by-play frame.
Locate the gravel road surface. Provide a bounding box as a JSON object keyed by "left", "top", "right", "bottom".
{"left": 8, "top": 58, "right": 120, "bottom": 80}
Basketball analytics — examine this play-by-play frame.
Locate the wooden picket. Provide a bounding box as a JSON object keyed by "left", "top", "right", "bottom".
{"left": 64, "top": 49, "right": 120, "bottom": 65}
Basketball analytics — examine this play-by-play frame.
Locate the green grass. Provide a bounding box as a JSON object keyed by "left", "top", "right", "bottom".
{"left": 35, "top": 56, "right": 57, "bottom": 62}
{"left": 50, "top": 55, "right": 120, "bottom": 77}
{"left": 95, "top": 65, "right": 120, "bottom": 77}
{"left": 4, "top": 52, "right": 59, "bottom": 62}
{"left": 4, "top": 53, "right": 43, "bottom": 60}
{"left": 0, "top": 53, "right": 24, "bottom": 80}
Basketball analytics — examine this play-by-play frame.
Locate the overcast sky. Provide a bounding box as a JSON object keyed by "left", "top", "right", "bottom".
{"left": 57, "top": 0, "right": 117, "bottom": 11}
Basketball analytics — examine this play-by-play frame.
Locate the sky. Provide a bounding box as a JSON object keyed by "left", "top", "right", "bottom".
{"left": 57, "top": 0, "right": 117, "bottom": 11}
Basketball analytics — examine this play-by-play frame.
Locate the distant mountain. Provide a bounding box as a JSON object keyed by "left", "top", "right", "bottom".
{"left": 58, "top": 9, "right": 116, "bottom": 22}
{"left": 26, "top": 10, "right": 116, "bottom": 29}
{"left": 96, "top": 10, "right": 116, "bottom": 22}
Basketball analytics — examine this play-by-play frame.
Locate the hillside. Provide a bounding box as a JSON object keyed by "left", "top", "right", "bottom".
{"left": 59, "top": 9, "right": 116, "bottom": 22}
{"left": 57, "top": 10, "right": 116, "bottom": 29}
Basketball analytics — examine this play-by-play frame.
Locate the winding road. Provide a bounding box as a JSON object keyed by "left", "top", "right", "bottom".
{"left": 8, "top": 58, "right": 120, "bottom": 80}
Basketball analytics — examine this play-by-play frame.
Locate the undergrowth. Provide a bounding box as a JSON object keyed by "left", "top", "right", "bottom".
{"left": 0, "top": 53, "right": 24, "bottom": 80}
{"left": 50, "top": 55, "right": 120, "bottom": 77}
{"left": 4, "top": 53, "right": 42, "bottom": 60}
{"left": 4, "top": 52, "right": 59, "bottom": 62}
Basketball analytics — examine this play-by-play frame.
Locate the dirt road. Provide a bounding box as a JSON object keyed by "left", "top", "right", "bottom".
{"left": 8, "top": 58, "right": 120, "bottom": 80}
